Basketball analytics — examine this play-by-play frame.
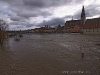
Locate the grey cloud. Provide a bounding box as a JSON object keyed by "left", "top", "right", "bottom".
{"left": 0, "top": 0, "right": 15, "bottom": 2}
{"left": 0, "top": 0, "right": 83, "bottom": 20}
{"left": 24, "top": 24, "right": 34, "bottom": 27}
{"left": 13, "top": 25, "right": 25, "bottom": 30}
{"left": 17, "top": 11, "right": 38, "bottom": 18}
{"left": 10, "top": 21, "right": 27, "bottom": 25}
{"left": 1, "top": 0, "right": 83, "bottom": 8}
{"left": 85, "top": 4, "right": 100, "bottom": 17}
{"left": 10, "top": 16, "right": 23, "bottom": 21}
{"left": 39, "top": 11, "right": 52, "bottom": 17}
{"left": 10, "top": 20, "right": 34, "bottom": 28}
{"left": 14, "top": 24, "right": 33, "bottom": 30}
{"left": 0, "top": 10, "right": 10, "bottom": 16}
{"left": 23, "top": 0, "right": 45, "bottom": 8}
{"left": 8, "top": 4, "right": 52, "bottom": 19}
{"left": 16, "top": 25, "right": 23, "bottom": 28}
{"left": 10, "top": 16, "right": 64, "bottom": 29}
{"left": 10, "top": 21, "right": 19, "bottom": 25}
{"left": 64, "top": 15, "right": 74, "bottom": 19}
{"left": 0, "top": 0, "right": 23, "bottom": 5}
{"left": 10, "top": 17, "right": 70, "bottom": 28}
{"left": 1, "top": 0, "right": 100, "bottom": 30}
{"left": 23, "top": 0, "right": 83, "bottom": 8}
{"left": 73, "top": 4, "right": 100, "bottom": 19}
{"left": 20, "top": 19, "right": 28, "bottom": 22}
{"left": 74, "top": 12, "right": 81, "bottom": 19}
{"left": 37, "top": 17, "right": 65, "bottom": 27}
{"left": 17, "top": 10, "right": 52, "bottom": 18}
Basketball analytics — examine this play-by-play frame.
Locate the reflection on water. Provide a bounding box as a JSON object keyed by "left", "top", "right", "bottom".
{"left": 0, "top": 34, "right": 100, "bottom": 75}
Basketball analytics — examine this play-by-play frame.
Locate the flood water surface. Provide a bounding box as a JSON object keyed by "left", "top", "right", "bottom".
{"left": 0, "top": 34, "right": 100, "bottom": 75}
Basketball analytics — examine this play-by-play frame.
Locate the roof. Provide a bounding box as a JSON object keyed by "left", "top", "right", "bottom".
{"left": 65, "top": 19, "right": 81, "bottom": 26}
{"left": 83, "top": 17, "right": 100, "bottom": 29}
{"left": 66, "top": 19, "right": 81, "bottom": 23}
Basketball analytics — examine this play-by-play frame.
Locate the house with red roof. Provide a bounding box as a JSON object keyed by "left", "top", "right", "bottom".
{"left": 83, "top": 18, "right": 100, "bottom": 34}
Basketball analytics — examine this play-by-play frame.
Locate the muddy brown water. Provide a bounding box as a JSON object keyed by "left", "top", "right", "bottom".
{"left": 0, "top": 34, "right": 100, "bottom": 75}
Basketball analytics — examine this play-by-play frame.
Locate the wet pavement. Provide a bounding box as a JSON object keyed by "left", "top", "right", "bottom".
{"left": 0, "top": 33, "right": 100, "bottom": 75}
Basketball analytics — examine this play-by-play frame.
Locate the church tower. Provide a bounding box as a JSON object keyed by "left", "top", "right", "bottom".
{"left": 81, "top": 6, "right": 86, "bottom": 25}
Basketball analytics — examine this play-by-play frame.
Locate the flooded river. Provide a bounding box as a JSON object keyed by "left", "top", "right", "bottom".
{"left": 0, "top": 34, "right": 100, "bottom": 75}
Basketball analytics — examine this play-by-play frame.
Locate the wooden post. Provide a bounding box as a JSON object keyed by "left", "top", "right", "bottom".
{"left": 82, "top": 53, "right": 84, "bottom": 59}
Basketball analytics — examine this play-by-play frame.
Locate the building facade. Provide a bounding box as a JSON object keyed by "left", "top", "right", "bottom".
{"left": 83, "top": 18, "right": 100, "bottom": 34}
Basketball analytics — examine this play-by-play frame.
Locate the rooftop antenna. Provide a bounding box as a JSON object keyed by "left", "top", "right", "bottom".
{"left": 72, "top": 16, "right": 73, "bottom": 20}
{"left": 72, "top": 16, "right": 74, "bottom": 25}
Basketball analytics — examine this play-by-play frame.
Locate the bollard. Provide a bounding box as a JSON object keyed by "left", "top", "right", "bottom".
{"left": 82, "top": 53, "right": 84, "bottom": 59}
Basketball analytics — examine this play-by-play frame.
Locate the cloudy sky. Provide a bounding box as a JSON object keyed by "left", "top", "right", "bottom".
{"left": 0, "top": 0, "right": 100, "bottom": 30}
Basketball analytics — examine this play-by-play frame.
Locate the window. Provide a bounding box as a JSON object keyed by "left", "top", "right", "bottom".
{"left": 96, "top": 24, "right": 98, "bottom": 28}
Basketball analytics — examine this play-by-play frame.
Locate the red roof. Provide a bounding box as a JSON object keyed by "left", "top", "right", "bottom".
{"left": 83, "top": 18, "right": 100, "bottom": 29}
{"left": 65, "top": 19, "right": 81, "bottom": 25}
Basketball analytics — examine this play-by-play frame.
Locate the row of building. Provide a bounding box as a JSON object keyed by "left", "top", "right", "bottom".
{"left": 31, "top": 6, "right": 100, "bottom": 34}
{"left": 32, "top": 24, "right": 82, "bottom": 33}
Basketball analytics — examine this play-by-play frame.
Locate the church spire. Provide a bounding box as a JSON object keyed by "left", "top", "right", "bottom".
{"left": 81, "top": 5, "right": 86, "bottom": 25}
{"left": 72, "top": 16, "right": 73, "bottom": 20}
{"left": 81, "top": 6, "right": 85, "bottom": 18}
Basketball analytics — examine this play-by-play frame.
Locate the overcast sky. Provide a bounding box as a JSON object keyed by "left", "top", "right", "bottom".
{"left": 0, "top": 0, "right": 100, "bottom": 30}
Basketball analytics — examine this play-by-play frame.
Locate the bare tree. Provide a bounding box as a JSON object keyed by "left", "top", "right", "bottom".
{"left": 0, "top": 19, "right": 8, "bottom": 45}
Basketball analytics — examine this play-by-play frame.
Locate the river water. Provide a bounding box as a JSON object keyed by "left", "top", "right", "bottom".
{"left": 0, "top": 33, "right": 100, "bottom": 75}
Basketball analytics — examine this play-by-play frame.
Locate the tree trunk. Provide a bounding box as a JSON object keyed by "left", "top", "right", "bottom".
{"left": 0, "top": 31, "right": 5, "bottom": 45}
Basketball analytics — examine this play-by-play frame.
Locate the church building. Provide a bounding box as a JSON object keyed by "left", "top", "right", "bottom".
{"left": 65, "top": 6, "right": 86, "bottom": 33}
{"left": 65, "top": 6, "right": 100, "bottom": 34}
